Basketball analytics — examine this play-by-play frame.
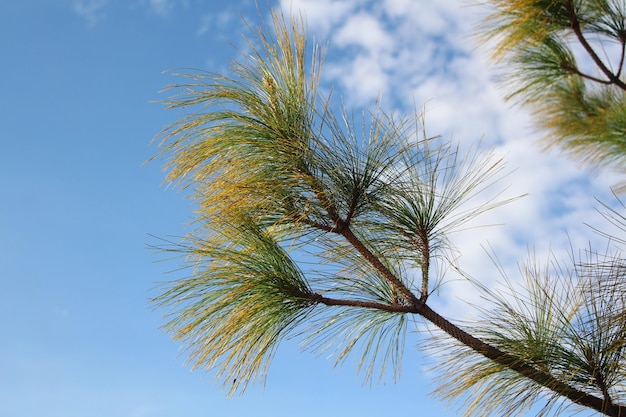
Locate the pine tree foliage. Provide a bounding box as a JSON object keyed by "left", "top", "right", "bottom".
{"left": 152, "top": 8, "right": 626, "bottom": 416}
{"left": 428, "top": 244, "right": 626, "bottom": 416}
{"left": 481, "top": 0, "right": 626, "bottom": 176}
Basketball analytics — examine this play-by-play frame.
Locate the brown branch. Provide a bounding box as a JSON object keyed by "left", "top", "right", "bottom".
{"left": 328, "top": 224, "right": 623, "bottom": 414}
{"left": 586, "top": 347, "right": 615, "bottom": 414}
{"left": 308, "top": 292, "right": 415, "bottom": 313}
{"left": 289, "top": 142, "right": 621, "bottom": 413}
{"left": 396, "top": 227, "right": 431, "bottom": 301}
{"left": 344, "top": 192, "right": 360, "bottom": 226}
{"left": 305, "top": 288, "right": 624, "bottom": 415}
{"left": 339, "top": 225, "right": 422, "bottom": 307}
{"left": 417, "top": 228, "right": 430, "bottom": 301}
{"left": 617, "top": 37, "right": 626, "bottom": 78}
{"left": 415, "top": 303, "right": 625, "bottom": 417}
{"left": 595, "top": 367, "right": 615, "bottom": 414}
{"left": 561, "top": 64, "right": 615, "bottom": 85}
{"left": 565, "top": 0, "right": 626, "bottom": 90}
{"left": 298, "top": 216, "right": 337, "bottom": 232}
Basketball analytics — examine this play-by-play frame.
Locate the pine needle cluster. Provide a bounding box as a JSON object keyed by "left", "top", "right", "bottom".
{"left": 481, "top": 0, "right": 626, "bottom": 177}
{"left": 428, "top": 244, "right": 626, "bottom": 416}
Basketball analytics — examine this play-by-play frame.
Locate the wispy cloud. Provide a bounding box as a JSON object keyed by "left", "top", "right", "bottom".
{"left": 73, "top": 0, "right": 108, "bottom": 27}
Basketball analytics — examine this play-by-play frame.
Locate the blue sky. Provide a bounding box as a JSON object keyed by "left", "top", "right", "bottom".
{"left": 1, "top": 1, "right": 619, "bottom": 416}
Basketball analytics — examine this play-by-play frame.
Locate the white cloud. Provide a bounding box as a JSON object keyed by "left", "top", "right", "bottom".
{"left": 325, "top": 54, "right": 389, "bottom": 103}
{"left": 383, "top": 0, "right": 468, "bottom": 38}
{"left": 334, "top": 12, "right": 392, "bottom": 51}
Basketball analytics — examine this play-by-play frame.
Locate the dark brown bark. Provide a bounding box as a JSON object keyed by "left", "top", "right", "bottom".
{"left": 333, "top": 219, "right": 626, "bottom": 416}
{"left": 415, "top": 303, "right": 625, "bottom": 417}
{"left": 565, "top": 0, "right": 626, "bottom": 91}
{"left": 309, "top": 292, "right": 415, "bottom": 313}
{"left": 339, "top": 226, "right": 422, "bottom": 307}
{"left": 308, "top": 289, "right": 625, "bottom": 416}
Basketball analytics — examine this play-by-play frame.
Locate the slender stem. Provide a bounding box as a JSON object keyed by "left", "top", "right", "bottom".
{"left": 309, "top": 292, "right": 414, "bottom": 313}
{"left": 344, "top": 182, "right": 360, "bottom": 226}
{"left": 298, "top": 216, "right": 336, "bottom": 232}
{"left": 562, "top": 64, "right": 615, "bottom": 85}
{"left": 396, "top": 226, "right": 430, "bottom": 301}
{"left": 418, "top": 228, "right": 430, "bottom": 301}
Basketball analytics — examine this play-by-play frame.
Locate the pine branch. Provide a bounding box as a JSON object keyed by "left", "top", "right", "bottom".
{"left": 306, "top": 284, "right": 625, "bottom": 416}
{"left": 565, "top": 0, "right": 626, "bottom": 90}
{"left": 308, "top": 292, "right": 415, "bottom": 313}
{"left": 415, "top": 303, "right": 625, "bottom": 417}
{"left": 336, "top": 218, "right": 623, "bottom": 415}
{"left": 590, "top": 357, "right": 615, "bottom": 415}
{"left": 339, "top": 225, "right": 422, "bottom": 307}
{"left": 561, "top": 63, "right": 615, "bottom": 85}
